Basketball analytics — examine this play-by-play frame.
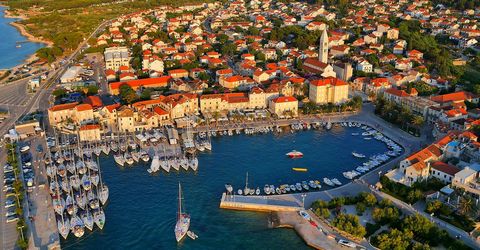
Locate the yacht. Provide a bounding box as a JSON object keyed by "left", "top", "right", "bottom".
{"left": 175, "top": 183, "right": 190, "bottom": 243}
{"left": 94, "top": 208, "right": 106, "bottom": 230}
{"left": 286, "top": 150, "right": 303, "bottom": 158}
{"left": 114, "top": 154, "right": 125, "bottom": 167}
{"left": 352, "top": 152, "right": 366, "bottom": 158}
{"left": 323, "top": 178, "right": 335, "bottom": 187}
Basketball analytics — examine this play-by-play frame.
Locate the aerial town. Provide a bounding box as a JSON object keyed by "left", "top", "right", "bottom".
{"left": 2, "top": 0, "right": 480, "bottom": 249}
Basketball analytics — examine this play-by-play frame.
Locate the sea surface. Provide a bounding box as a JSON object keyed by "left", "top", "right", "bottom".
{"left": 62, "top": 127, "right": 388, "bottom": 249}
{"left": 0, "top": 6, "right": 44, "bottom": 69}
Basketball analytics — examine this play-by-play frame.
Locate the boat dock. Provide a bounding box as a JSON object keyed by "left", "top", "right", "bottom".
{"left": 219, "top": 193, "right": 303, "bottom": 212}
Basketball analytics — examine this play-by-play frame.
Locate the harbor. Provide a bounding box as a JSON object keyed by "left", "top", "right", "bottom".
{"left": 55, "top": 117, "right": 398, "bottom": 249}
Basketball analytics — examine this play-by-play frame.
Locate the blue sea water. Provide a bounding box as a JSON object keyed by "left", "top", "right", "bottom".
{"left": 62, "top": 127, "right": 388, "bottom": 249}
{"left": 0, "top": 6, "right": 44, "bottom": 69}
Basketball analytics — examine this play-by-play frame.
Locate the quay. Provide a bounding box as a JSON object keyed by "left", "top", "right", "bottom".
{"left": 219, "top": 193, "right": 302, "bottom": 212}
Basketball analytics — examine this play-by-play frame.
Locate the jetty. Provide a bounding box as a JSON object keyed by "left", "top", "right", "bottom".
{"left": 219, "top": 193, "right": 303, "bottom": 212}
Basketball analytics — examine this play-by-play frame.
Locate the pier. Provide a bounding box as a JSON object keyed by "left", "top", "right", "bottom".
{"left": 219, "top": 193, "right": 303, "bottom": 212}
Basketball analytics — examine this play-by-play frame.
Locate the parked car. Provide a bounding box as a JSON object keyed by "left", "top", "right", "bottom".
{"left": 338, "top": 239, "right": 356, "bottom": 248}
{"left": 6, "top": 215, "right": 19, "bottom": 223}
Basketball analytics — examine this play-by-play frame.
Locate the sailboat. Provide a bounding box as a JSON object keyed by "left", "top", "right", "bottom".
{"left": 94, "top": 208, "right": 106, "bottom": 230}
{"left": 243, "top": 172, "right": 250, "bottom": 196}
{"left": 97, "top": 157, "right": 109, "bottom": 206}
{"left": 175, "top": 183, "right": 190, "bottom": 243}
{"left": 82, "top": 209, "right": 94, "bottom": 231}
{"left": 148, "top": 155, "right": 160, "bottom": 174}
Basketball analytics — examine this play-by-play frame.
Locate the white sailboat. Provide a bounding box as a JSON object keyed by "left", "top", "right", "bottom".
{"left": 94, "top": 208, "right": 106, "bottom": 230}
{"left": 175, "top": 183, "right": 190, "bottom": 242}
{"left": 148, "top": 155, "right": 160, "bottom": 173}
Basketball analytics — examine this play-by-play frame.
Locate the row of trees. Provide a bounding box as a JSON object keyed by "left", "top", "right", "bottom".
{"left": 372, "top": 214, "right": 470, "bottom": 249}
{"left": 302, "top": 96, "right": 363, "bottom": 115}
{"left": 6, "top": 144, "right": 28, "bottom": 249}
{"left": 374, "top": 96, "right": 424, "bottom": 135}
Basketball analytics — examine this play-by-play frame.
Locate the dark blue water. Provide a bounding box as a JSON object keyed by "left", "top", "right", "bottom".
{"left": 62, "top": 127, "right": 388, "bottom": 249}
{"left": 0, "top": 6, "right": 44, "bottom": 69}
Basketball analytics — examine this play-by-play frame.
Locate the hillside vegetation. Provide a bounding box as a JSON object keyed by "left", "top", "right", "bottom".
{"left": 3, "top": 0, "right": 213, "bottom": 61}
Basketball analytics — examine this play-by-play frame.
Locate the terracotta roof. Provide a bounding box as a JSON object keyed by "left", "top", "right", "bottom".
{"left": 304, "top": 58, "right": 328, "bottom": 69}
{"left": 385, "top": 88, "right": 409, "bottom": 97}
{"left": 48, "top": 102, "right": 78, "bottom": 112}
{"left": 105, "top": 103, "right": 121, "bottom": 113}
{"left": 153, "top": 106, "right": 169, "bottom": 115}
{"left": 272, "top": 96, "right": 297, "bottom": 103}
{"left": 431, "top": 161, "right": 461, "bottom": 176}
{"left": 310, "top": 77, "right": 348, "bottom": 87}
{"left": 80, "top": 124, "right": 100, "bottom": 131}
{"left": 75, "top": 103, "right": 93, "bottom": 112}
{"left": 431, "top": 91, "right": 476, "bottom": 104}
{"left": 110, "top": 76, "right": 171, "bottom": 90}
{"left": 83, "top": 96, "right": 103, "bottom": 108}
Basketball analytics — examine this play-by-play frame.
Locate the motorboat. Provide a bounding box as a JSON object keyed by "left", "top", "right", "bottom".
{"left": 352, "top": 152, "right": 366, "bottom": 158}
{"left": 255, "top": 187, "right": 260, "bottom": 195}
{"left": 264, "top": 184, "right": 271, "bottom": 195}
{"left": 323, "top": 178, "right": 335, "bottom": 187}
{"left": 292, "top": 168, "right": 308, "bottom": 172}
{"left": 187, "top": 231, "right": 198, "bottom": 240}
{"left": 286, "top": 150, "right": 303, "bottom": 158}
{"left": 114, "top": 154, "right": 125, "bottom": 167}
{"left": 331, "top": 178, "right": 342, "bottom": 186}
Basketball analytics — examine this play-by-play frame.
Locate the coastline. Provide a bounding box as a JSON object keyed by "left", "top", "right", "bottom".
{"left": 3, "top": 8, "right": 53, "bottom": 47}
{"left": 0, "top": 5, "right": 51, "bottom": 70}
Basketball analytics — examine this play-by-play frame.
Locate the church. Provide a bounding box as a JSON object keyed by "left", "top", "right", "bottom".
{"left": 302, "top": 28, "right": 337, "bottom": 78}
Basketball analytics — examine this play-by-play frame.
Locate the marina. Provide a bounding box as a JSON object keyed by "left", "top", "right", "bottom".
{"left": 60, "top": 122, "right": 397, "bottom": 249}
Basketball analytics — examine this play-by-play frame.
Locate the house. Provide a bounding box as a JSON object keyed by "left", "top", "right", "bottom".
{"left": 269, "top": 96, "right": 298, "bottom": 118}
{"left": 452, "top": 167, "right": 480, "bottom": 196}
{"left": 309, "top": 77, "right": 349, "bottom": 104}
{"left": 78, "top": 124, "right": 101, "bottom": 142}
{"left": 302, "top": 58, "right": 336, "bottom": 78}
{"left": 109, "top": 76, "right": 172, "bottom": 95}
{"left": 104, "top": 47, "right": 130, "bottom": 71}
{"left": 356, "top": 60, "right": 373, "bottom": 73}
{"left": 430, "top": 161, "right": 461, "bottom": 183}
{"left": 396, "top": 144, "right": 443, "bottom": 186}
{"left": 168, "top": 69, "right": 189, "bottom": 79}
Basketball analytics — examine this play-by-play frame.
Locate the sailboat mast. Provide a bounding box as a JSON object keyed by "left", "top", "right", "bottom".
{"left": 178, "top": 183, "right": 182, "bottom": 219}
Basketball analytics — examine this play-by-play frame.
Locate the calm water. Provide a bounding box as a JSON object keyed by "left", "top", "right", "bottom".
{"left": 62, "top": 127, "right": 388, "bottom": 249}
{"left": 0, "top": 6, "right": 44, "bottom": 69}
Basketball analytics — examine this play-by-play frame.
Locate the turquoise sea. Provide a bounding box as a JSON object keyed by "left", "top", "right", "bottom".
{"left": 0, "top": 6, "right": 44, "bottom": 69}
{"left": 62, "top": 127, "right": 389, "bottom": 249}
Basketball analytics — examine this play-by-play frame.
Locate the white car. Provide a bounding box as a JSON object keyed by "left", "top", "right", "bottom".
{"left": 20, "top": 146, "right": 30, "bottom": 153}
{"left": 298, "top": 210, "right": 311, "bottom": 220}
{"left": 338, "top": 239, "right": 356, "bottom": 248}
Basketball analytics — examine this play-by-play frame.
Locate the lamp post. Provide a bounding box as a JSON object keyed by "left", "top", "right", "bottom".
{"left": 301, "top": 193, "right": 307, "bottom": 210}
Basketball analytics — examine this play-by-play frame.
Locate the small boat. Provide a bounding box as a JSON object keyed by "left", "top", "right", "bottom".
{"left": 187, "top": 231, "right": 198, "bottom": 240}
{"left": 286, "top": 150, "right": 303, "bottom": 158}
{"left": 94, "top": 208, "right": 106, "bottom": 230}
{"left": 255, "top": 187, "right": 260, "bottom": 195}
{"left": 351, "top": 133, "right": 359, "bottom": 136}
{"left": 364, "top": 137, "right": 372, "bottom": 140}
{"left": 323, "top": 178, "right": 335, "bottom": 187}
{"left": 352, "top": 152, "right": 366, "bottom": 158}
{"left": 264, "top": 184, "right": 271, "bottom": 195}
{"left": 225, "top": 184, "right": 233, "bottom": 193}
{"left": 332, "top": 178, "right": 342, "bottom": 186}
{"left": 292, "top": 168, "right": 308, "bottom": 172}
{"left": 237, "top": 189, "right": 243, "bottom": 195}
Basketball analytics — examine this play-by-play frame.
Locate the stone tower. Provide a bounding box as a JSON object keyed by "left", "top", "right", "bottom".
{"left": 319, "top": 27, "right": 329, "bottom": 64}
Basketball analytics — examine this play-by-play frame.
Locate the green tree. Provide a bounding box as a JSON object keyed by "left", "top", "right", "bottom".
{"left": 373, "top": 228, "right": 413, "bottom": 250}
{"left": 119, "top": 84, "right": 138, "bottom": 104}
{"left": 52, "top": 88, "right": 67, "bottom": 98}
{"left": 332, "top": 214, "right": 366, "bottom": 238}
{"left": 458, "top": 196, "right": 477, "bottom": 216}
{"left": 221, "top": 43, "right": 237, "bottom": 56}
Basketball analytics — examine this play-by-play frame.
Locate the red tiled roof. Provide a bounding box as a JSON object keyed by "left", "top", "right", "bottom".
{"left": 75, "top": 103, "right": 93, "bottom": 112}
{"left": 431, "top": 91, "right": 476, "bottom": 104}
{"left": 110, "top": 76, "right": 171, "bottom": 90}
{"left": 84, "top": 96, "right": 103, "bottom": 108}
{"left": 431, "top": 161, "right": 460, "bottom": 176}
{"left": 272, "top": 96, "right": 297, "bottom": 103}
{"left": 153, "top": 106, "right": 169, "bottom": 115}
{"left": 80, "top": 124, "right": 100, "bottom": 131}
{"left": 310, "top": 77, "right": 348, "bottom": 87}
{"left": 385, "top": 88, "right": 409, "bottom": 97}
{"left": 48, "top": 102, "right": 79, "bottom": 112}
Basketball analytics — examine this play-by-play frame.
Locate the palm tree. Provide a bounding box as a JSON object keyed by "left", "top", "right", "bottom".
{"left": 458, "top": 196, "right": 476, "bottom": 216}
